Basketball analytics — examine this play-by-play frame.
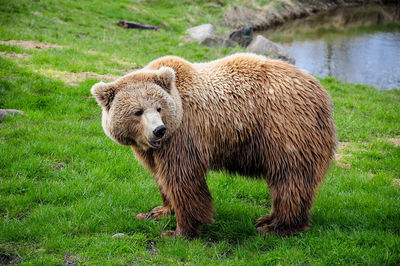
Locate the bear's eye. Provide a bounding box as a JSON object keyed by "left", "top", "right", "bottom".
{"left": 134, "top": 110, "right": 143, "bottom": 116}
{"left": 157, "top": 107, "right": 161, "bottom": 112}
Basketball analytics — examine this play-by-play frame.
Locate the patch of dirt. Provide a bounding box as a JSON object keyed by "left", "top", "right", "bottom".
{"left": 0, "top": 40, "right": 63, "bottom": 49}
{"left": 86, "top": 50, "right": 136, "bottom": 68}
{"left": 31, "top": 11, "right": 42, "bottom": 17}
{"left": 146, "top": 240, "right": 157, "bottom": 256}
{"left": 63, "top": 254, "right": 82, "bottom": 266}
{"left": 0, "top": 51, "right": 31, "bottom": 59}
{"left": 337, "top": 162, "right": 351, "bottom": 169}
{"left": 128, "top": 6, "right": 141, "bottom": 13}
{"left": 52, "top": 162, "right": 66, "bottom": 170}
{"left": 52, "top": 17, "right": 66, "bottom": 24}
{"left": 393, "top": 179, "right": 400, "bottom": 187}
{"left": 37, "top": 69, "right": 121, "bottom": 85}
{"left": 0, "top": 253, "right": 20, "bottom": 264}
{"left": 335, "top": 142, "right": 353, "bottom": 168}
{"left": 388, "top": 138, "right": 400, "bottom": 147}
{"left": 87, "top": 50, "right": 102, "bottom": 56}
{"left": 111, "top": 58, "right": 136, "bottom": 67}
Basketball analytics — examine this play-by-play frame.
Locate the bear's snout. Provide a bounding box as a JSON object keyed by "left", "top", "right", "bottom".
{"left": 153, "top": 125, "right": 166, "bottom": 138}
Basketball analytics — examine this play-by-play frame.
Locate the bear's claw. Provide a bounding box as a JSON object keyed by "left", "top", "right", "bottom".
{"left": 255, "top": 214, "right": 310, "bottom": 237}
{"left": 254, "top": 214, "right": 273, "bottom": 227}
{"left": 139, "top": 206, "right": 172, "bottom": 221}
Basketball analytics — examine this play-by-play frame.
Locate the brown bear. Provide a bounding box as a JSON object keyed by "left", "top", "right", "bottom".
{"left": 91, "top": 53, "right": 336, "bottom": 237}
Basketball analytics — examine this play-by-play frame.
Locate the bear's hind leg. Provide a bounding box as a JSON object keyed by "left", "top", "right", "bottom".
{"left": 256, "top": 176, "right": 316, "bottom": 236}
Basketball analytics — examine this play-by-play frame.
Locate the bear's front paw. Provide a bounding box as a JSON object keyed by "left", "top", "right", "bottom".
{"left": 136, "top": 206, "right": 171, "bottom": 221}
{"left": 147, "top": 205, "right": 172, "bottom": 220}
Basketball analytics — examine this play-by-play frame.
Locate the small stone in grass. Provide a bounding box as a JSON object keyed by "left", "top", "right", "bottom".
{"left": 112, "top": 233, "right": 125, "bottom": 238}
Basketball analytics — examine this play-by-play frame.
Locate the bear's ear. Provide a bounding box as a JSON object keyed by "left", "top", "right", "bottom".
{"left": 154, "top": 67, "right": 175, "bottom": 92}
{"left": 91, "top": 82, "right": 118, "bottom": 110}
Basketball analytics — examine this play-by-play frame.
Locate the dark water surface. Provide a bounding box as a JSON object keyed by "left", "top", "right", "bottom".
{"left": 263, "top": 5, "right": 400, "bottom": 90}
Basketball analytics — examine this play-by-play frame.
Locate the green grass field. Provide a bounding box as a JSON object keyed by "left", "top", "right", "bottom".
{"left": 1, "top": 0, "right": 399, "bottom": 264}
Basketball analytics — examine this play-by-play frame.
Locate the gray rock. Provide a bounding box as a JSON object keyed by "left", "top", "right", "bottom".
{"left": 0, "top": 109, "right": 24, "bottom": 121}
{"left": 228, "top": 25, "right": 253, "bottom": 47}
{"left": 200, "top": 36, "right": 237, "bottom": 48}
{"left": 247, "top": 35, "right": 295, "bottom": 64}
{"left": 112, "top": 233, "right": 125, "bottom": 238}
{"left": 186, "top": 24, "right": 216, "bottom": 42}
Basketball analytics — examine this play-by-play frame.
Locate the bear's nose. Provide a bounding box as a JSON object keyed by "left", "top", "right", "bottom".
{"left": 153, "top": 125, "right": 166, "bottom": 138}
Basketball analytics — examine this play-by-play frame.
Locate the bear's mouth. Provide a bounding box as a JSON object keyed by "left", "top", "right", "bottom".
{"left": 149, "top": 140, "right": 162, "bottom": 148}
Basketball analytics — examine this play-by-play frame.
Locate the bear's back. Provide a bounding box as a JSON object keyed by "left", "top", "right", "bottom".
{"left": 146, "top": 53, "right": 334, "bottom": 139}
{"left": 193, "top": 54, "right": 335, "bottom": 179}
{"left": 146, "top": 53, "right": 334, "bottom": 144}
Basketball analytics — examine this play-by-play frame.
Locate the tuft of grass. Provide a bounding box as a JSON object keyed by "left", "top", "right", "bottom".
{"left": 321, "top": 78, "right": 400, "bottom": 142}
{"left": 0, "top": 0, "right": 399, "bottom": 264}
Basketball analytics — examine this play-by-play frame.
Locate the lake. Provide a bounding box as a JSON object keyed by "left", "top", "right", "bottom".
{"left": 262, "top": 4, "right": 400, "bottom": 90}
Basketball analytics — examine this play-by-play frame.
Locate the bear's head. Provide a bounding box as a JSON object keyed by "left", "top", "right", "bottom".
{"left": 91, "top": 67, "right": 183, "bottom": 150}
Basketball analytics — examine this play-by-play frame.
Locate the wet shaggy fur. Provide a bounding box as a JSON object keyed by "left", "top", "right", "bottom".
{"left": 91, "top": 53, "right": 336, "bottom": 237}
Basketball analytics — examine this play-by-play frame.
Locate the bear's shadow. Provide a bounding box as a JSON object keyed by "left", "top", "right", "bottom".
{"left": 150, "top": 205, "right": 265, "bottom": 242}
{"left": 200, "top": 206, "right": 266, "bottom": 242}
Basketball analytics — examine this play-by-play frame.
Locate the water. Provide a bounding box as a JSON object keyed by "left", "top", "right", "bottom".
{"left": 263, "top": 5, "right": 400, "bottom": 90}
{"left": 281, "top": 32, "right": 400, "bottom": 90}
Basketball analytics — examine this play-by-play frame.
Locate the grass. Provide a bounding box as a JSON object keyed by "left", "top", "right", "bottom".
{"left": 1, "top": 0, "right": 399, "bottom": 264}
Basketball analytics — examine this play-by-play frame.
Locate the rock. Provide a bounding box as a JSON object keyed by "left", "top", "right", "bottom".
{"left": 186, "top": 24, "right": 216, "bottom": 42}
{"left": 228, "top": 25, "right": 253, "bottom": 47}
{"left": 200, "top": 36, "right": 237, "bottom": 48}
{"left": 112, "top": 233, "right": 125, "bottom": 238}
{"left": 0, "top": 109, "right": 24, "bottom": 121}
{"left": 247, "top": 35, "right": 295, "bottom": 64}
